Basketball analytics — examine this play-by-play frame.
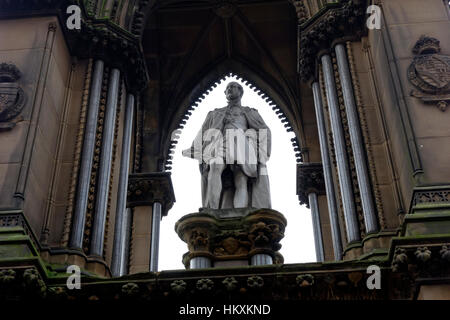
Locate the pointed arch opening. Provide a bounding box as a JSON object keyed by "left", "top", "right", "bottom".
{"left": 159, "top": 74, "right": 316, "bottom": 270}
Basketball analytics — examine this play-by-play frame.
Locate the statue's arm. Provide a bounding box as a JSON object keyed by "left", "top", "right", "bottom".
{"left": 182, "top": 111, "right": 212, "bottom": 160}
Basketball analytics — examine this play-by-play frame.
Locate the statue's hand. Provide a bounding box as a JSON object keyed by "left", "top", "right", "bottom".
{"left": 182, "top": 148, "right": 191, "bottom": 158}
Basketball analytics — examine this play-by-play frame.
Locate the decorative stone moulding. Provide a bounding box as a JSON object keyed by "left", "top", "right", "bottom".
{"left": 65, "top": 19, "right": 148, "bottom": 93}
{"left": 175, "top": 208, "right": 287, "bottom": 268}
{"left": 0, "top": 63, "right": 25, "bottom": 131}
{"left": 391, "top": 243, "right": 450, "bottom": 281}
{"left": 412, "top": 187, "right": 450, "bottom": 208}
{"left": 296, "top": 162, "right": 325, "bottom": 207}
{"left": 403, "top": 186, "right": 450, "bottom": 237}
{"left": 127, "top": 172, "right": 175, "bottom": 216}
{"left": 0, "top": 210, "right": 39, "bottom": 250}
{"left": 408, "top": 36, "right": 450, "bottom": 112}
{"left": 296, "top": 0, "right": 368, "bottom": 82}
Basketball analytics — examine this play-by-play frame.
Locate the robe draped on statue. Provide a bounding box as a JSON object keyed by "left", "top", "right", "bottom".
{"left": 185, "top": 106, "right": 272, "bottom": 209}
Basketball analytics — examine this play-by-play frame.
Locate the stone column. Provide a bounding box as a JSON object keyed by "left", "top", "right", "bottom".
{"left": 150, "top": 202, "right": 162, "bottom": 272}
{"left": 90, "top": 68, "right": 121, "bottom": 257}
{"left": 70, "top": 59, "right": 104, "bottom": 250}
{"left": 312, "top": 81, "right": 343, "bottom": 260}
{"left": 251, "top": 254, "right": 273, "bottom": 266}
{"left": 297, "top": 163, "right": 329, "bottom": 261}
{"left": 308, "top": 192, "right": 325, "bottom": 262}
{"left": 335, "top": 43, "right": 379, "bottom": 234}
{"left": 111, "top": 94, "right": 134, "bottom": 276}
{"left": 127, "top": 173, "right": 175, "bottom": 272}
{"left": 119, "top": 208, "right": 132, "bottom": 275}
{"left": 190, "top": 257, "right": 212, "bottom": 269}
{"left": 321, "top": 54, "right": 360, "bottom": 243}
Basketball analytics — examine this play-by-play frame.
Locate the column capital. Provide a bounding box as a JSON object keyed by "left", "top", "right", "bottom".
{"left": 297, "top": 162, "right": 326, "bottom": 207}
{"left": 127, "top": 172, "right": 175, "bottom": 216}
{"left": 297, "top": 0, "right": 368, "bottom": 82}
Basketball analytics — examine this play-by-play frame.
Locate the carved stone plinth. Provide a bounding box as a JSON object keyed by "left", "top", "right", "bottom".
{"left": 175, "top": 208, "right": 287, "bottom": 269}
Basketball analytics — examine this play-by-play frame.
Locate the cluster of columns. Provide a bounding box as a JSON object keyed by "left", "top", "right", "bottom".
{"left": 310, "top": 43, "right": 379, "bottom": 260}
{"left": 69, "top": 59, "right": 138, "bottom": 276}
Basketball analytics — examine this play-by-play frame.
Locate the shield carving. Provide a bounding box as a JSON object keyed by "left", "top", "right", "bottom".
{"left": 0, "top": 63, "right": 25, "bottom": 128}
{"left": 413, "top": 54, "right": 450, "bottom": 91}
{"left": 408, "top": 36, "right": 450, "bottom": 111}
{"left": 0, "top": 82, "right": 20, "bottom": 115}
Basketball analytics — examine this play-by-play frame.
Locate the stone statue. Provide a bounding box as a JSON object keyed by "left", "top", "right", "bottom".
{"left": 182, "top": 82, "right": 272, "bottom": 209}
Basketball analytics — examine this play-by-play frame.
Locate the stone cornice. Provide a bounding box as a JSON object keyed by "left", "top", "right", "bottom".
{"left": 127, "top": 172, "right": 175, "bottom": 216}
{"left": 296, "top": 0, "right": 368, "bottom": 82}
{"left": 297, "top": 162, "right": 325, "bottom": 207}
{"left": 0, "top": 0, "right": 149, "bottom": 93}
{"left": 64, "top": 11, "right": 149, "bottom": 93}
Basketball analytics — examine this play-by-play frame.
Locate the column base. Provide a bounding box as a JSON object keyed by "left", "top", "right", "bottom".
{"left": 40, "top": 248, "right": 111, "bottom": 278}
{"left": 343, "top": 230, "right": 398, "bottom": 261}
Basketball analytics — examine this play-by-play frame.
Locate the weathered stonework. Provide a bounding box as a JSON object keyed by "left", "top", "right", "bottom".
{"left": 127, "top": 172, "right": 175, "bottom": 216}
{"left": 408, "top": 36, "right": 450, "bottom": 111}
{"left": 297, "top": 0, "right": 368, "bottom": 81}
{"left": 175, "top": 209, "right": 287, "bottom": 268}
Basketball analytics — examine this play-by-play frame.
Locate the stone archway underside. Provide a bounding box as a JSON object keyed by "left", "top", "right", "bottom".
{"left": 140, "top": 0, "right": 310, "bottom": 172}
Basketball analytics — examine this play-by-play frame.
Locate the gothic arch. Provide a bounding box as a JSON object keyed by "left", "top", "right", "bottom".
{"left": 161, "top": 59, "right": 305, "bottom": 170}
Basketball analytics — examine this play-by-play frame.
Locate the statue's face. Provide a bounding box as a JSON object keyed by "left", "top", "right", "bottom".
{"left": 225, "top": 82, "right": 243, "bottom": 101}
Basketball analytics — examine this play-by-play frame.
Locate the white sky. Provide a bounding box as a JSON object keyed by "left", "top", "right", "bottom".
{"left": 159, "top": 75, "right": 316, "bottom": 270}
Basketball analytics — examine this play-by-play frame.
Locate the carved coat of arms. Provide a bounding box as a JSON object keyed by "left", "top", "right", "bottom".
{"left": 408, "top": 36, "right": 450, "bottom": 112}
{"left": 0, "top": 63, "right": 25, "bottom": 130}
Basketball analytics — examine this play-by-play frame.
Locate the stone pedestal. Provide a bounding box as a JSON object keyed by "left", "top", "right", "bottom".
{"left": 175, "top": 208, "right": 286, "bottom": 269}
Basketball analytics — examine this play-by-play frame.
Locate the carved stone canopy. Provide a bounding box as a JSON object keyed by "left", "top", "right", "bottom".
{"left": 127, "top": 172, "right": 176, "bottom": 216}
{"left": 408, "top": 36, "right": 450, "bottom": 112}
{"left": 297, "top": 162, "right": 325, "bottom": 207}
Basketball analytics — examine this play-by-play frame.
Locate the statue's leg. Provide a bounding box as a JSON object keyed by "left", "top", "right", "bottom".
{"left": 233, "top": 167, "right": 248, "bottom": 208}
{"left": 206, "top": 158, "right": 225, "bottom": 209}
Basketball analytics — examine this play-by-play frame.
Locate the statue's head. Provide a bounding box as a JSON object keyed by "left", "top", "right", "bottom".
{"left": 225, "top": 81, "right": 244, "bottom": 102}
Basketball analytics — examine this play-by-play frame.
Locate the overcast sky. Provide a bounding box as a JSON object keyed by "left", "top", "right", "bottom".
{"left": 159, "top": 75, "right": 316, "bottom": 270}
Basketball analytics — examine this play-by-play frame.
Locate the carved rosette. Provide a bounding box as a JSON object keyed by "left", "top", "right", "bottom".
{"left": 175, "top": 208, "right": 286, "bottom": 268}
{"left": 127, "top": 172, "right": 175, "bottom": 216}
{"left": 0, "top": 63, "right": 25, "bottom": 131}
{"left": 408, "top": 36, "right": 450, "bottom": 111}
{"left": 297, "top": 162, "right": 325, "bottom": 207}
{"left": 391, "top": 243, "right": 450, "bottom": 281}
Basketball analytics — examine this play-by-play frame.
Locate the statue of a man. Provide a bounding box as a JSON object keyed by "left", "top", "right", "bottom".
{"left": 182, "top": 82, "right": 272, "bottom": 209}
